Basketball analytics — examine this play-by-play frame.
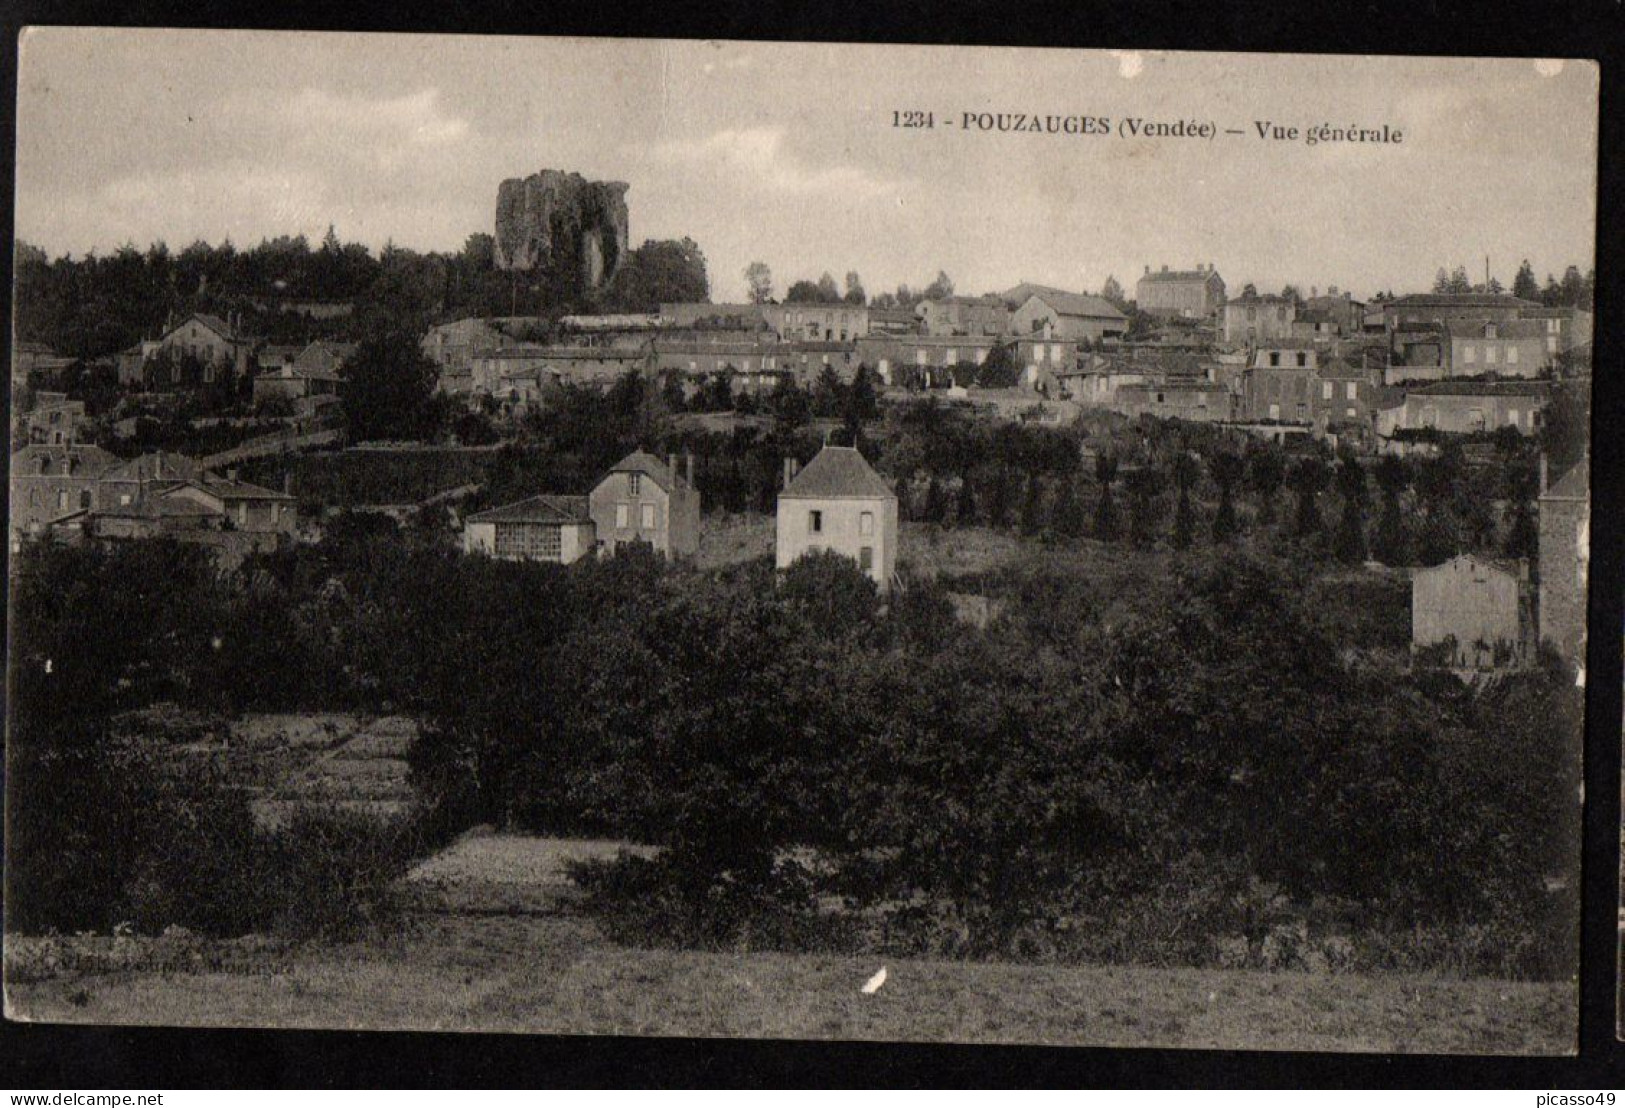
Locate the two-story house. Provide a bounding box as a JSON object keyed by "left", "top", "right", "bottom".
{"left": 588, "top": 450, "right": 701, "bottom": 558}
{"left": 775, "top": 445, "right": 898, "bottom": 590}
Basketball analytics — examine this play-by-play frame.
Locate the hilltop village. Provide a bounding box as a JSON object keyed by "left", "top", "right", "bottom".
{"left": 11, "top": 169, "right": 1593, "bottom": 676}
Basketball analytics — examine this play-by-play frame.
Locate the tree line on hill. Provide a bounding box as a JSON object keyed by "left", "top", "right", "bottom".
{"left": 12, "top": 229, "right": 712, "bottom": 363}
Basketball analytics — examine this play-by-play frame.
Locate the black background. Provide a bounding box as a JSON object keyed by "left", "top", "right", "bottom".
{"left": 1, "top": 0, "right": 1622, "bottom": 1088}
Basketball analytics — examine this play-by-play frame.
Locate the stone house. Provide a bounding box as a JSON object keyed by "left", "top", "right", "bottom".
{"left": 1381, "top": 292, "right": 1537, "bottom": 331}
{"left": 462, "top": 495, "right": 596, "bottom": 564}
{"left": 761, "top": 303, "right": 870, "bottom": 342}
{"left": 148, "top": 313, "right": 256, "bottom": 383}
{"left": 775, "top": 445, "right": 899, "bottom": 590}
{"left": 1115, "top": 379, "right": 1234, "bottom": 422}
{"left": 1135, "top": 264, "right": 1226, "bottom": 319}
{"left": 23, "top": 393, "right": 87, "bottom": 445}
{"left": 916, "top": 296, "right": 1010, "bottom": 337}
{"left": 1411, "top": 553, "right": 1535, "bottom": 670}
{"left": 1384, "top": 380, "right": 1548, "bottom": 436}
{"left": 422, "top": 318, "right": 515, "bottom": 395}
{"left": 470, "top": 346, "right": 653, "bottom": 403}
{"left": 1538, "top": 460, "right": 1589, "bottom": 678}
{"left": 252, "top": 340, "right": 350, "bottom": 405}
{"left": 1444, "top": 319, "right": 1548, "bottom": 378}
{"left": 1006, "top": 287, "right": 1127, "bottom": 344}
{"left": 854, "top": 335, "right": 995, "bottom": 387}
{"left": 588, "top": 450, "right": 701, "bottom": 559}
{"left": 9, "top": 443, "right": 122, "bottom": 544}
{"left": 1518, "top": 307, "right": 1593, "bottom": 360}
{"left": 1222, "top": 293, "right": 1297, "bottom": 344}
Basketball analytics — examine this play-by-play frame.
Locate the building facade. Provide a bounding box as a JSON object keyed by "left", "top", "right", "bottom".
{"left": 1411, "top": 553, "right": 1534, "bottom": 670}
{"left": 761, "top": 303, "right": 870, "bottom": 342}
{"left": 775, "top": 445, "right": 899, "bottom": 590}
{"left": 1538, "top": 461, "right": 1589, "bottom": 677}
{"left": 1383, "top": 381, "right": 1548, "bottom": 436}
{"left": 463, "top": 495, "right": 596, "bottom": 563}
{"left": 1222, "top": 293, "right": 1297, "bottom": 344}
{"left": 1135, "top": 265, "right": 1226, "bottom": 318}
{"left": 1008, "top": 290, "right": 1128, "bottom": 344}
{"left": 588, "top": 450, "right": 701, "bottom": 559}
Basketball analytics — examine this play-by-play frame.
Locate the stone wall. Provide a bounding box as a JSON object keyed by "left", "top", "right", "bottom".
{"left": 493, "top": 170, "right": 630, "bottom": 292}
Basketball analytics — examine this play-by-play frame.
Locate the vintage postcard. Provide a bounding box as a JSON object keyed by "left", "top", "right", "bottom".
{"left": 4, "top": 30, "right": 1597, "bottom": 1054}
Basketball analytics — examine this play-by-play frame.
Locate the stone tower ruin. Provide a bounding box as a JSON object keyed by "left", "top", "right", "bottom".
{"left": 493, "top": 170, "right": 631, "bottom": 294}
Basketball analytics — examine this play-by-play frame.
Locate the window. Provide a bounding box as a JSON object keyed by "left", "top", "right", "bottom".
{"left": 1269, "top": 353, "right": 1280, "bottom": 367}
{"left": 860, "top": 511, "right": 874, "bottom": 536}
{"left": 1268, "top": 403, "right": 1281, "bottom": 420}
{"left": 615, "top": 503, "right": 629, "bottom": 529}
{"left": 1346, "top": 381, "right": 1358, "bottom": 400}
{"left": 1466, "top": 408, "right": 1485, "bottom": 431}
{"left": 1321, "top": 381, "right": 1333, "bottom": 400}
{"left": 915, "top": 349, "right": 927, "bottom": 366}
{"left": 809, "top": 509, "right": 823, "bottom": 534}
{"left": 628, "top": 473, "right": 641, "bottom": 495}
{"left": 79, "top": 490, "right": 91, "bottom": 510}
{"left": 1485, "top": 346, "right": 1499, "bottom": 365}
{"left": 975, "top": 349, "right": 987, "bottom": 365}
{"left": 947, "top": 349, "right": 958, "bottom": 365}
{"left": 1507, "top": 409, "right": 1520, "bottom": 426}
{"left": 859, "top": 546, "right": 874, "bottom": 572}
{"left": 1345, "top": 407, "right": 1357, "bottom": 419}
{"left": 640, "top": 503, "right": 656, "bottom": 530}
{"left": 494, "top": 522, "right": 562, "bottom": 560}
{"left": 1507, "top": 347, "right": 1519, "bottom": 365}
{"left": 1463, "top": 345, "right": 1476, "bottom": 364}
{"left": 1296, "top": 353, "right": 1307, "bottom": 367}
{"left": 56, "top": 491, "right": 68, "bottom": 510}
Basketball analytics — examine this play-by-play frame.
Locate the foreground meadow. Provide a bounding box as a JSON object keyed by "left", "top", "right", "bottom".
{"left": 5, "top": 833, "right": 1575, "bottom": 1054}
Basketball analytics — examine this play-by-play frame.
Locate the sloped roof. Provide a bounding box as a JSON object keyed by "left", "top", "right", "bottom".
{"left": 1388, "top": 293, "right": 1538, "bottom": 309}
{"left": 11, "top": 443, "right": 122, "bottom": 475}
{"left": 1005, "top": 284, "right": 1126, "bottom": 321}
{"left": 467, "top": 494, "right": 591, "bottom": 525}
{"left": 104, "top": 451, "right": 206, "bottom": 483}
{"left": 174, "top": 313, "right": 242, "bottom": 342}
{"left": 1443, "top": 319, "right": 1546, "bottom": 340}
{"left": 604, "top": 449, "right": 678, "bottom": 492}
{"left": 1542, "top": 462, "right": 1588, "bottom": 501}
{"left": 1407, "top": 380, "right": 1548, "bottom": 397}
{"left": 782, "top": 446, "right": 895, "bottom": 500}
{"left": 1138, "top": 268, "right": 1221, "bottom": 284}
{"left": 1417, "top": 552, "right": 1526, "bottom": 580}
{"left": 191, "top": 475, "right": 294, "bottom": 502}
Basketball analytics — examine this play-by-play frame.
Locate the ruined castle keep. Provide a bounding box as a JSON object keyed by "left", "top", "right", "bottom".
{"left": 493, "top": 170, "right": 631, "bottom": 291}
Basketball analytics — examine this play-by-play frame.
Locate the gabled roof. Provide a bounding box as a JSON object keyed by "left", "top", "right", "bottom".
{"left": 466, "top": 494, "right": 592, "bottom": 525}
{"left": 782, "top": 445, "right": 895, "bottom": 500}
{"left": 168, "top": 313, "right": 242, "bottom": 343}
{"left": 604, "top": 449, "right": 678, "bottom": 492}
{"left": 1005, "top": 284, "right": 1127, "bottom": 322}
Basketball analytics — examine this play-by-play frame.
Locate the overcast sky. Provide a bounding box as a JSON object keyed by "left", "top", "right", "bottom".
{"left": 15, "top": 30, "right": 1599, "bottom": 303}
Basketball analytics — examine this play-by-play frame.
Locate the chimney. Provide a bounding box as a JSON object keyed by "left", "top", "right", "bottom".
{"left": 227, "top": 467, "right": 239, "bottom": 482}
{"left": 1144, "top": 265, "right": 1150, "bottom": 276}
{"left": 668, "top": 453, "right": 678, "bottom": 483}
{"left": 1540, "top": 452, "right": 1549, "bottom": 495}
{"left": 686, "top": 452, "right": 695, "bottom": 486}
{"left": 783, "top": 457, "right": 794, "bottom": 489}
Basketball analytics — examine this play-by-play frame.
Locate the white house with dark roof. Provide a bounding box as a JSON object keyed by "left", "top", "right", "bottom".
{"left": 463, "top": 494, "right": 596, "bottom": 563}
{"left": 775, "top": 445, "right": 898, "bottom": 590}
{"left": 588, "top": 449, "right": 700, "bottom": 558}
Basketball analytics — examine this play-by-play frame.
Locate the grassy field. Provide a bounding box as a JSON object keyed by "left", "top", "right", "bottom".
{"left": 5, "top": 832, "right": 1575, "bottom": 1053}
